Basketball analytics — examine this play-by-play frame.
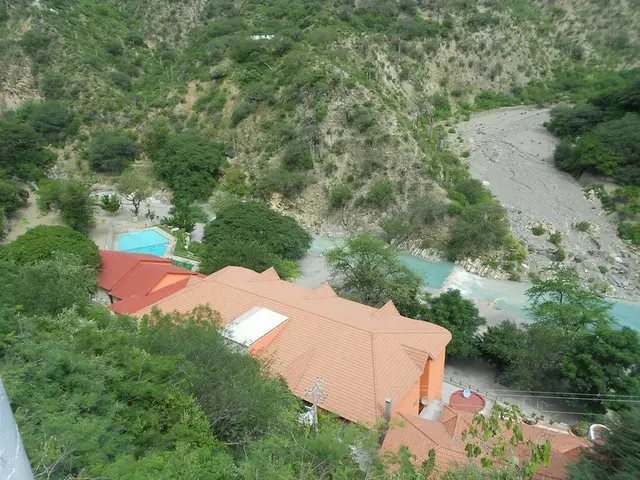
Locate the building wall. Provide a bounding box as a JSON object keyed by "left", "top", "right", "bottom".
{"left": 420, "top": 351, "right": 446, "bottom": 401}
{"left": 249, "top": 321, "right": 288, "bottom": 356}
{"left": 151, "top": 273, "right": 192, "bottom": 292}
{"left": 395, "top": 380, "right": 421, "bottom": 417}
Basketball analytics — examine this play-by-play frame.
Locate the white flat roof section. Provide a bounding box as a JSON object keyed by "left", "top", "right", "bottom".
{"left": 223, "top": 307, "right": 288, "bottom": 346}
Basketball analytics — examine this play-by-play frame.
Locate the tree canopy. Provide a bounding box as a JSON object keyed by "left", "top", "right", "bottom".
{"left": 37, "top": 179, "right": 95, "bottom": 233}
{"left": 422, "top": 289, "right": 486, "bottom": 358}
{"left": 89, "top": 130, "right": 139, "bottom": 173}
{"left": 0, "top": 116, "right": 55, "bottom": 180}
{"left": 147, "top": 130, "right": 226, "bottom": 203}
{"left": 0, "top": 225, "right": 101, "bottom": 268}
{"left": 479, "top": 267, "right": 640, "bottom": 409}
{"left": 325, "top": 233, "right": 424, "bottom": 316}
{"left": 204, "top": 200, "right": 311, "bottom": 261}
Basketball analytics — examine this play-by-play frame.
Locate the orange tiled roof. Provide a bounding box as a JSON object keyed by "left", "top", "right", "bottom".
{"left": 382, "top": 406, "right": 590, "bottom": 479}
{"left": 99, "top": 250, "right": 202, "bottom": 312}
{"left": 133, "top": 265, "right": 452, "bottom": 425}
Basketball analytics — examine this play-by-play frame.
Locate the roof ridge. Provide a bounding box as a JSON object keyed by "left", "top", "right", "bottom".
{"left": 371, "top": 300, "right": 400, "bottom": 319}
{"left": 249, "top": 267, "right": 280, "bottom": 282}
{"left": 370, "top": 332, "right": 379, "bottom": 419}
{"left": 305, "top": 283, "right": 338, "bottom": 299}
{"left": 205, "top": 276, "right": 450, "bottom": 339}
{"left": 401, "top": 344, "right": 429, "bottom": 371}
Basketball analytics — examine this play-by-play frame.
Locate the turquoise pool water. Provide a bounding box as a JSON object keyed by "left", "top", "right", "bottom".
{"left": 117, "top": 229, "right": 170, "bottom": 257}
{"left": 308, "top": 236, "right": 640, "bottom": 329}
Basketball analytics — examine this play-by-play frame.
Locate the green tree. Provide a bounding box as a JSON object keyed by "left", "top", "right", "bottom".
{"left": 447, "top": 203, "right": 510, "bottom": 260}
{"left": 526, "top": 267, "right": 613, "bottom": 331}
{"left": 422, "top": 289, "right": 486, "bottom": 358}
{"left": 164, "top": 200, "right": 209, "bottom": 233}
{"left": 478, "top": 320, "right": 527, "bottom": 372}
{"left": 330, "top": 183, "right": 354, "bottom": 210}
{"left": 199, "top": 238, "right": 300, "bottom": 280}
{"left": 569, "top": 407, "right": 640, "bottom": 479}
{"left": 89, "top": 130, "right": 139, "bottom": 173}
{"left": 0, "top": 179, "right": 29, "bottom": 214}
{"left": 204, "top": 200, "right": 311, "bottom": 261}
{"left": 0, "top": 116, "right": 55, "bottom": 180}
{"left": 463, "top": 404, "right": 552, "bottom": 479}
{"left": 0, "top": 254, "right": 97, "bottom": 316}
{"left": 37, "top": 179, "right": 95, "bottom": 232}
{"left": 325, "top": 233, "right": 423, "bottom": 316}
{"left": 117, "top": 168, "right": 152, "bottom": 216}
{"left": 0, "top": 225, "right": 101, "bottom": 267}
{"left": 148, "top": 132, "right": 225, "bottom": 202}
{"left": 17, "top": 100, "right": 78, "bottom": 145}
{"left": 100, "top": 194, "right": 121, "bottom": 213}
{"left": 367, "top": 179, "right": 396, "bottom": 208}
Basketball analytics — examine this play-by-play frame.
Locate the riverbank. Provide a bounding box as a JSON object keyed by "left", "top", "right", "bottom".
{"left": 451, "top": 107, "right": 639, "bottom": 302}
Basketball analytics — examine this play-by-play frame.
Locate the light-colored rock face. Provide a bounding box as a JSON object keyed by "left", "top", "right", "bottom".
{"left": 454, "top": 107, "right": 640, "bottom": 301}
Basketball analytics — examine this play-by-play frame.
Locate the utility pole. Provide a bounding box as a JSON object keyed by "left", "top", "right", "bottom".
{"left": 305, "top": 377, "right": 328, "bottom": 434}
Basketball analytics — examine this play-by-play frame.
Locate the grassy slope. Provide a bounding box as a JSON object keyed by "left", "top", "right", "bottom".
{"left": 0, "top": 0, "right": 637, "bottom": 261}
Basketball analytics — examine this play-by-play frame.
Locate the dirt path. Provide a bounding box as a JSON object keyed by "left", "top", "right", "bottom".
{"left": 2, "top": 190, "right": 62, "bottom": 243}
{"left": 453, "top": 107, "right": 639, "bottom": 300}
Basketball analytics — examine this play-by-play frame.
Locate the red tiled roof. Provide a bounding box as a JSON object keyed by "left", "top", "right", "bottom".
{"left": 99, "top": 250, "right": 172, "bottom": 290}
{"left": 382, "top": 407, "right": 591, "bottom": 479}
{"left": 132, "top": 266, "right": 452, "bottom": 425}
{"left": 99, "top": 250, "right": 201, "bottom": 313}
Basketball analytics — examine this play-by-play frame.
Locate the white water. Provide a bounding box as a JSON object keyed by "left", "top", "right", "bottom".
{"left": 298, "top": 237, "right": 640, "bottom": 329}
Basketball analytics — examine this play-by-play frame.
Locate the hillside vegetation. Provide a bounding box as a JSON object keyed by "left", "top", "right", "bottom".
{"left": 0, "top": 0, "right": 638, "bottom": 265}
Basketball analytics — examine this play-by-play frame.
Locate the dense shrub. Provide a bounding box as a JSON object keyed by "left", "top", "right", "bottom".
{"left": 231, "top": 101, "right": 257, "bottom": 126}
{"left": 366, "top": 179, "right": 395, "bottom": 208}
{"left": 0, "top": 225, "right": 101, "bottom": 267}
{"left": 17, "top": 100, "right": 78, "bottom": 145}
{"left": 37, "top": 179, "right": 95, "bottom": 233}
{"left": 109, "top": 71, "right": 132, "bottom": 90}
{"left": 148, "top": 131, "right": 226, "bottom": 202}
{"left": 282, "top": 139, "right": 313, "bottom": 170}
{"left": 89, "top": 130, "right": 138, "bottom": 173}
{"left": 203, "top": 200, "right": 311, "bottom": 260}
{"left": 329, "top": 184, "right": 354, "bottom": 209}
{"left": 0, "top": 179, "right": 29, "bottom": 214}
{"left": 256, "top": 169, "right": 308, "bottom": 199}
{"left": 446, "top": 202, "right": 510, "bottom": 260}
{"left": 0, "top": 117, "right": 55, "bottom": 180}
{"left": 453, "top": 178, "right": 492, "bottom": 205}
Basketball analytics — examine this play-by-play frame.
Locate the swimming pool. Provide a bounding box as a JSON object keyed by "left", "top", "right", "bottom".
{"left": 117, "top": 229, "right": 171, "bottom": 257}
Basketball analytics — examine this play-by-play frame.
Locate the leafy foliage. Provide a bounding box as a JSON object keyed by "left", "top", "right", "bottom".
{"left": 204, "top": 200, "right": 311, "bottom": 261}
{"left": 0, "top": 179, "right": 29, "bottom": 214}
{"left": 422, "top": 290, "right": 486, "bottom": 358}
{"left": 147, "top": 131, "right": 226, "bottom": 202}
{"left": 37, "top": 179, "right": 95, "bottom": 233}
{"left": 100, "top": 194, "right": 121, "bottom": 213}
{"left": 0, "top": 254, "right": 97, "bottom": 316}
{"left": 446, "top": 203, "right": 510, "bottom": 260}
{"left": 16, "top": 100, "right": 78, "bottom": 145}
{"left": 569, "top": 407, "right": 640, "bottom": 479}
{"left": 0, "top": 225, "right": 101, "bottom": 268}
{"left": 0, "top": 116, "right": 55, "bottom": 180}
{"left": 89, "top": 130, "right": 139, "bottom": 173}
{"left": 325, "top": 233, "right": 424, "bottom": 317}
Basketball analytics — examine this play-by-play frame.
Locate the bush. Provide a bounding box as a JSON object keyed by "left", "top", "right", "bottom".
{"left": 554, "top": 247, "right": 567, "bottom": 262}
{"left": 0, "top": 179, "right": 29, "bottom": 214}
{"left": 329, "top": 184, "right": 353, "bottom": 210}
{"left": 231, "top": 101, "right": 257, "bottom": 126}
{"left": 148, "top": 131, "right": 226, "bottom": 203}
{"left": 89, "top": 130, "right": 138, "bottom": 173}
{"left": 446, "top": 202, "right": 510, "bottom": 260}
{"left": 256, "top": 169, "right": 307, "bottom": 199}
{"left": 282, "top": 139, "right": 313, "bottom": 170}
{"left": 454, "top": 178, "right": 492, "bottom": 205}
{"left": 100, "top": 194, "right": 121, "bottom": 213}
{"left": 531, "top": 225, "right": 546, "bottom": 236}
{"left": 221, "top": 166, "right": 250, "bottom": 196}
{"left": 37, "top": 179, "right": 95, "bottom": 233}
{"left": 104, "top": 40, "right": 124, "bottom": 55}
{"left": 618, "top": 221, "right": 640, "bottom": 244}
{"left": 549, "top": 231, "right": 563, "bottom": 246}
{"left": 17, "top": 100, "right": 78, "bottom": 145}
{"left": 0, "top": 225, "right": 101, "bottom": 267}
{"left": 203, "top": 200, "right": 311, "bottom": 260}
{"left": 575, "top": 221, "right": 591, "bottom": 233}
{"left": 109, "top": 71, "right": 132, "bottom": 91}
{"left": 366, "top": 179, "right": 395, "bottom": 208}
{"left": 125, "top": 32, "right": 145, "bottom": 46}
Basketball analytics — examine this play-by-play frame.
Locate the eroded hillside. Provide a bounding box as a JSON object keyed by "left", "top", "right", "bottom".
{"left": 1, "top": 0, "right": 638, "bottom": 273}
